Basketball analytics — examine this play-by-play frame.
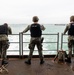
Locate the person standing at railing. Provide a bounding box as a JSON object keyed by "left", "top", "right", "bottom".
{"left": 20, "top": 16, "right": 45, "bottom": 64}
{"left": 0, "top": 23, "right": 12, "bottom": 65}
{"left": 63, "top": 15, "right": 74, "bottom": 63}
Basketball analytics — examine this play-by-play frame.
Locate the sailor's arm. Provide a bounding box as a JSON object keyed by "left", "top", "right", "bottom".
{"left": 63, "top": 25, "right": 69, "bottom": 34}
{"left": 8, "top": 27, "right": 12, "bottom": 34}
{"left": 21, "top": 25, "right": 30, "bottom": 34}
{"left": 41, "top": 25, "right": 46, "bottom": 31}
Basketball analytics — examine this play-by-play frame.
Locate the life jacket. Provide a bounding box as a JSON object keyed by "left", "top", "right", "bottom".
{"left": 68, "top": 23, "right": 74, "bottom": 35}
{"left": 0, "top": 25, "right": 8, "bottom": 35}
{"left": 30, "top": 24, "right": 42, "bottom": 37}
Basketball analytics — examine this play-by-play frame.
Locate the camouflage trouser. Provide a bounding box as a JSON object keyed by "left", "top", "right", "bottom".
{"left": 0, "top": 40, "right": 9, "bottom": 60}
{"left": 68, "top": 39, "right": 74, "bottom": 58}
{"left": 28, "top": 37, "right": 44, "bottom": 60}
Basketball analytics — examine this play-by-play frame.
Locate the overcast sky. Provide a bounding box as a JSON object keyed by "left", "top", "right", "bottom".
{"left": 0, "top": 0, "right": 74, "bottom": 24}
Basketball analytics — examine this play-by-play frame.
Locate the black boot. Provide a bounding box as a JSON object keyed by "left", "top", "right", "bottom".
{"left": 65, "top": 57, "right": 71, "bottom": 63}
{"left": 1, "top": 60, "right": 8, "bottom": 65}
{"left": 25, "top": 60, "right": 31, "bottom": 65}
{"left": 40, "top": 59, "right": 44, "bottom": 64}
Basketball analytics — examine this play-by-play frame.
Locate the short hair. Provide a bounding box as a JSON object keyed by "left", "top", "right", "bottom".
{"left": 32, "top": 16, "right": 39, "bottom": 22}
{"left": 70, "top": 15, "right": 74, "bottom": 22}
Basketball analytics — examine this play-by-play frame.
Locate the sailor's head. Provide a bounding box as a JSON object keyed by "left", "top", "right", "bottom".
{"left": 3, "top": 23, "right": 8, "bottom": 26}
{"left": 70, "top": 15, "right": 74, "bottom": 22}
{"left": 32, "top": 16, "right": 39, "bottom": 22}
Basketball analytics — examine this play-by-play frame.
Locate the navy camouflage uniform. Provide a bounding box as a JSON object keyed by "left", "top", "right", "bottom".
{"left": 64, "top": 22, "right": 74, "bottom": 58}
{"left": 0, "top": 24, "right": 12, "bottom": 65}
{"left": 29, "top": 37, "right": 43, "bottom": 60}
{"left": 21, "top": 24, "right": 45, "bottom": 62}
{"left": 0, "top": 35, "right": 9, "bottom": 61}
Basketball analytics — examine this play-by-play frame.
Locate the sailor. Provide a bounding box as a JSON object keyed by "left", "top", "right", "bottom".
{"left": 20, "top": 16, "right": 45, "bottom": 64}
{"left": 64, "top": 15, "right": 74, "bottom": 63}
{"left": 0, "top": 23, "right": 12, "bottom": 65}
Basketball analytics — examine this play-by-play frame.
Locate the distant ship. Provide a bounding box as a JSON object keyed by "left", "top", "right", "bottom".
{"left": 54, "top": 24, "right": 66, "bottom": 26}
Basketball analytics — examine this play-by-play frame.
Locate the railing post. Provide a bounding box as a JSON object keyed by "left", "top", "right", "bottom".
{"left": 19, "top": 33, "right": 21, "bottom": 57}
{"left": 22, "top": 33, "right": 23, "bottom": 57}
{"left": 57, "top": 33, "right": 59, "bottom": 53}
{"left": 19, "top": 33, "right": 23, "bottom": 58}
{"left": 61, "top": 33, "right": 63, "bottom": 49}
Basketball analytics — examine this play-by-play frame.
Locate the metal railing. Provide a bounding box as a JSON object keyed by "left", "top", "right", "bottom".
{"left": 61, "top": 34, "right": 74, "bottom": 55}
{"left": 7, "top": 34, "right": 20, "bottom": 56}
{"left": 7, "top": 33, "right": 59, "bottom": 56}
{"left": 61, "top": 33, "right": 68, "bottom": 52}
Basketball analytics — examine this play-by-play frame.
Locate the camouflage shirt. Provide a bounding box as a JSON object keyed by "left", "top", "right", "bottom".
{"left": 64, "top": 22, "right": 74, "bottom": 40}
{"left": 0, "top": 26, "right": 12, "bottom": 41}
{"left": 22, "top": 24, "right": 45, "bottom": 33}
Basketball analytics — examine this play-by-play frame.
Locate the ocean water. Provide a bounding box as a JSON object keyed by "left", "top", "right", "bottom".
{"left": 10, "top": 24, "right": 66, "bottom": 34}
{"left": 7, "top": 24, "right": 68, "bottom": 55}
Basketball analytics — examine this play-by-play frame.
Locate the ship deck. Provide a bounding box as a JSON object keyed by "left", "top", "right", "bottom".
{"left": 0, "top": 57, "right": 74, "bottom": 75}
